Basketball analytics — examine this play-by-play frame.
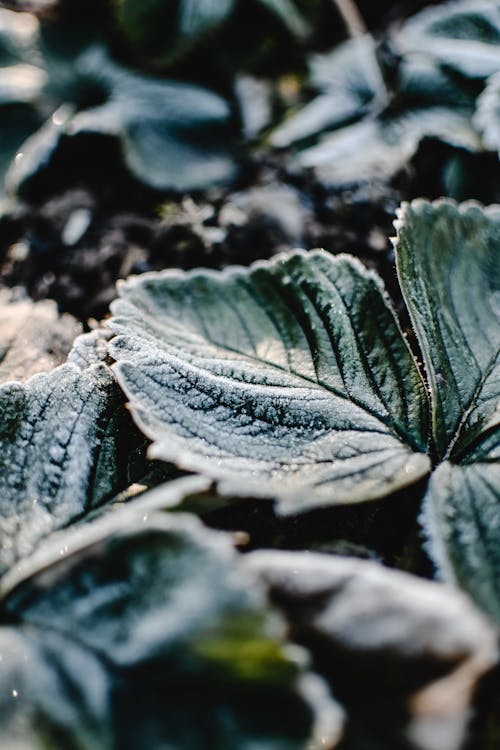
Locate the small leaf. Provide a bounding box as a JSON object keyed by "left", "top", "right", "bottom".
{"left": 0, "top": 626, "right": 112, "bottom": 749}
{"left": 422, "top": 462, "right": 500, "bottom": 622}
{"left": 396, "top": 0, "right": 500, "bottom": 79}
{"left": 271, "top": 35, "right": 384, "bottom": 148}
{"left": 394, "top": 199, "right": 500, "bottom": 461}
{"left": 395, "top": 199, "right": 500, "bottom": 624}
{"left": 5, "top": 45, "right": 237, "bottom": 195}
{"left": 0, "top": 505, "right": 340, "bottom": 749}
{"left": 475, "top": 70, "right": 500, "bottom": 154}
{"left": 108, "top": 249, "right": 430, "bottom": 515}
{"left": 290, "top": 107, "right": 480, "bottom": 190}
{"left": 0, "top": 364, "right": 132, "bottom": 576}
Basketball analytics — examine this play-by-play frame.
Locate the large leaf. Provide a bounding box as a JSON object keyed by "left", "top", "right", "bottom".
{"left": 422, "top": 462, "right": 500, "bottom": 622}
{"left": 248, "top": 549, "right": 497, "bottom": 750}
{"left": 395, "top": 199, "right": 500, "bottom": 624}
{"left": 108, "top": 249, "right": 430, "bottom": 515}
{"left": 0, "top": 501, "right": 341, "bottom": 749}
{"left": 0, "top": 363, "right": 139, "bottom": 576}
{"left": 271, "top": 0, "right": 494, "bottom": 193}
{"left": 394, "top": 199, "right": 500, "bottom": 461}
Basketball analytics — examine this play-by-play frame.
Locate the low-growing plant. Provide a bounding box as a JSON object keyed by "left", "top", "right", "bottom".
{"left": 271, "top": 0, "right": 500, "bottom": 193}
{"left": 0, "top": 197, "right": 498, "bottom": 747}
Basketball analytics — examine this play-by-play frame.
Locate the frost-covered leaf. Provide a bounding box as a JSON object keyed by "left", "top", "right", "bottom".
{"left": 422, "top": 462, "right": 500, "bottom": 623}
{"left": 0, "top": 626, "right": 112, "bottom": 749}
{"left": 294, "top": 108, "right": 480, "bottom": 189}
{"left": 108, "top": 249, "right": 430, "bottom": 515}
{"left": 272, "top": 0, "right": 494, "bottom": 191}
{"left": 248, "top": 549, "right": 498, "bottom": 750}
{"left": 395, "top": 199, "right": 500, "bottom": 624}
{"left": 397, "top": 53, "right": 476, "bottom": 110}
{"left": 475, "top": 70, "right": 500, "bottom": 154}
{"left": 0, "top": 290, "right": 81, "bottom": 383}
{"left": 3, "top": 32, "right": 237, "bottom": 195}
{"left": 271, "top": 35, "right": 385, "bottom": 148}
{"left": 394, "top": 199, "right": 500, "bottom": 461}
{"left": 0, "top": 363, "right": 140, "bottom": 576}
{"left": 395, "top": 0, "right": 500, "bottom": 79}
{"left": 0, "top": 506, "right": 341, "bottom": 749}
{"left": 57, "top": 46, "right": 237, "bottom": 192}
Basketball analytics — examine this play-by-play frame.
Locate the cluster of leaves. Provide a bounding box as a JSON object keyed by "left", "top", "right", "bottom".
{"left": 0, "top": 1, "right": 499, "bottom": 748}
{"left": 270, "top": 0, "right": 500, "bottom": 196}
{"left": 1, "top": 0, "right": 500, "bottom": 203}
{"left": 0, "top": 196, "right": 499, "bottom": 749}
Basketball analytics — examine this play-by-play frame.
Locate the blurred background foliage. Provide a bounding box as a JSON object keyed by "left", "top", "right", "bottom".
{"left": 0, "top": 0, "right": 498, "bottom": 320}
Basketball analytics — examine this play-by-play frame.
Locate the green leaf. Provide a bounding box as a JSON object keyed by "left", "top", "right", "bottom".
{"left": 0, "top": 363, "right": 138, "bottom": 576}
{"left": 66, "top": 46, "right": 237, "bottom": 192}
{"left": 248, "top": 548, "right": 497, "bottom": 748}
{"left": 108, "top": 249, "right": 430, "bottom": 515}
{"left": 289, "top": 107, "right": 480, "bottom": 191}
{"left": 4, "top": 41, "right": 237, "bottom": 196}
{"left": 422, "top": 462, "right": 500, "bottom": 622}
{"left": 394, "top": 199, "right": 500, "bottom": 623}
{"left": 394, "top": 199, "right": 500, "bottom": 461}
{"left": 396, "top": 0, "right": 500, "bottom": 79}
{"left": 0, "top": 503, "right": 339, "bottom": 749}
{"left": 271, "top": 35, "right": 384, "bottom": 148}
{"left": 272, "top": 0, "right": 493, "bottom": 192}
{"left": 475, "top": 70, "right": 500, "bottom": 155}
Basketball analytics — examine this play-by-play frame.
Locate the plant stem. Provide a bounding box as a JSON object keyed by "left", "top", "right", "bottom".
{"left": 330, "top": 0, "right": 368, "bottom": 38}
{"left": 331, "top": 0, "right": 389, "bottom": 105}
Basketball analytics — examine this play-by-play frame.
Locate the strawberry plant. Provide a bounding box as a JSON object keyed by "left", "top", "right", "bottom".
{"left": 0, "top": 1, "right": 499, "bottom": 748}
